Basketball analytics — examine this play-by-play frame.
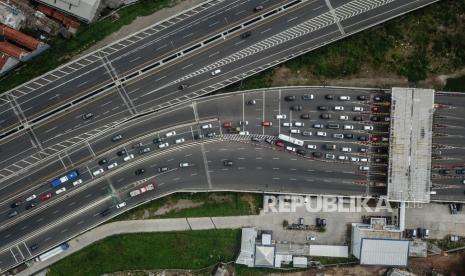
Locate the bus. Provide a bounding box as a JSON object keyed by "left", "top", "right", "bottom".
{"left": 278, "top": 134, "right": 304, "bottom": 147}
{"left": 50, "top": 170, "right": 79, "bottom": 188}
{"left": 34, "top": 242, "right": 69, "bottom": 262}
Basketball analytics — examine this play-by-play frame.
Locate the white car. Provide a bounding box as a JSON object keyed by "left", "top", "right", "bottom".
{"left": 339, "top": 96, "right": 350, "bottom": 101}
{"left": 55, "top": 187, "right": 67, "bottom": 194}
{"left": 363, "top": 125, "right": 374, "bottom": 131}
{"left": 341, "top": 147, "right": 352, "bottom": 152}
{"left": 275, "top": 114, "right": 287, "bottom": 119}
{"left": 290, "top": 129, "right": 300, "bottom": 134}
{"left": 325, "top": 153, "right": 335, "bottom": 159}
{"left": 211, "top": 69, "right": 221, "bottom": 75}
{"left": 123, "top": 154, "right": 135, "bottom": 161}
{"left": 334, "top": 106, "right": 344, "bottom": 111}
{"left": 360, "top": 157, "right": 369, "bottom": 162}
{"left": 306, "top": 144, "right": 317, "bottom": 149}
{"left": 353, "top": 106, "right": 364, "bottom": 111}
{"left": 350, "top": 157, "right": 360, "bottom": 162}
{"left": 73, "top": 179, "right": 83, "bottom": 186}
{"left": 343, "top": 125, "right": 354, "bottom": 130}
{"left": 165, "top": 131, "right": 176, "bottom": 137}
{"left": 116, "top": 202, "right": 127, "bottom": 209}
{"left": 201, "top": 124, "right": 212, "bottom": 129}
{"left": 293, "top": 122, "right": 304, "bottom": 127}
{"left": 339, "top": 115, "right": 348, "bottom": 120}
{"left": 286, "top": 146, "right": 296, "bottom": 152}
{"left": 338, "top": 155, "right": 348, "bottom": 160}
{"left": 282, "top": 122, "right": 291, "bottom": 127}
{"left": 26, "top": 194, "right": 37, "bottom": 201}
{"left": 239, "top": 131, "right": 249, "bottom": 135}
{"left": 159, "top": 142, "right": 169, "bottom": 149}
{"left": 316, "top": 131, "right": 327, "bottom": 137}
{"left": 179, "top": 162, "right": 189, "bottom": 168}
{"left": 93, "top": 168, "right": 104, "bottom": 176}
{"left": 359, "top": 166, "right": 370, "bottom": 171}
{"left": 107, "top": 162, "right": 118, "bottom": 170}
{"left": 175, "top": 138, "right": 185, "bottom": 144}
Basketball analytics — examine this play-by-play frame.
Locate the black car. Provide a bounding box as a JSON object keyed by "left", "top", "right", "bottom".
{"left": 323, "top": 144, "right": 336, "bottom": 150}
{"left": 26, "top": 202, "right": 37, "bottom": 210}
{"left": 10, "top": 200, "right": 23, "bottom": 208}
{"left": 82, "top": 112, "right": 94, "bottom": 120}
{"left": 253, "top": 5, "right": 263, "bottom": 11}
{"left": 357, "top": 95, "right": 368, "bottom": 100}
{"left": 325, "top": 95, "right": 334, "bottom": 100}
{"left": 135, "top": 168, "right": 145, "bottom": 175}
{"left": 374, "top": 158, "right": 385, "bottom": 163}
{"left": 439, "top": 169, "right": 452, "bottom": 175}
{"left": 318, "top": 106, "right": 328, "bottom": 111}
{"left": 344, "top": 133, "right": 354, "bottom": 139}
{"left": 139, "top": 147, "right": 151, "bottom": 154}
{"left": 206, "top": 132, "right": 216, "bottom": 138}
{"left": 375, "top": 147, "right": 387, "bottom": 153}
{"left": 111, "top": 134, "right": 123, "bottom": 142}
{"left": 353, "top": 116, "right": 364, "bottom": 121}
{"left": 223, "top": 160, "right": 233, "bottom": 166}
{"left": 371, "top": 116, "right": 380, "bottom": 122}
{"left": 302, "top": 94, "right": 314, "bottom": 100}
{"left": 132, "top": 142, "right": 143, "bottom": 149}
{"left": 320, "top": 113, "right": 331, "bottom": 119}
{"left": 194, "top": 133, "right": 205, "bottom": 139}
{"left": 247, "top": 99, "right": 256, "bottom": 105}
{"left": 291, "top": 105, "right": 302, "bottom": 111}
{"left": 297, "top": 149, "right": 306, "bottom": 155}
{"left": 300, "top": 113, "right": 310, "bottom": 119}
{"left": 251, "top": 137, "right": 261, "bottom": 142}
{"left": 284, "top": 95, "right": 296, "bottom": 101}
{"left": 312, "top": 152, "right": 322, "bottom": 158}
{"left": 30, "top": 244, "right": 39, "bottom": 251}
{"left": 241, "top": 31, "right": 251, "bottom": 39}
{"left": 374, "top": 95, "right": 384, "bottom": 102}
{"left": 358, "top": 136, "right": 369, "bottom": 141}
{"left": 116, "top": 149, "right": 127, "bottom": 156}
{"left": 158, "top": 167, "right": 169, "bottom": 173}
{"left": 100, "top": 209, "right": 111, "bottom": 217}
{"left": 98, "top": 159, "right": 108, "bottom": 166}
{"left": 153, "top": 137, "right": 164, "bottom": 144}
{"left": 178, "top": 84, "right": 188, "bottom": 90}
{"left": 456, "top": 169, "right": 465, "bottom": 174}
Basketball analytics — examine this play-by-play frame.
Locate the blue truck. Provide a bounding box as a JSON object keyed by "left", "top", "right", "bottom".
{"left": 51, "top": 170, "right": 79, "bottom": 188}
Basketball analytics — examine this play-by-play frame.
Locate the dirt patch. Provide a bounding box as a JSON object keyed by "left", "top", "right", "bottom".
{"left": 208, "top": 193, "right": 233, "bottom": 203}
{"left": 271, "top": 65, "right": 465, "bottom": 90}
{"left": 153, "top": 199, "right": 203, "bottom": 216}
{"left": 408, "top": 251, "right": 465, "bottom": 276}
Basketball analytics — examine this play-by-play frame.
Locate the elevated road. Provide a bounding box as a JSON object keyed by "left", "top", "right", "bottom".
{"left": 0, "top": 0, "right": 440, "bottom": 183}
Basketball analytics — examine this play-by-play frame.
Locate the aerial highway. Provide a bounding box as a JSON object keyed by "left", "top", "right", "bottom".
{"left": 0, "top": 0, "right": 440, "bottom": 184}
{"left": 0, "top": 86, "right": 393, "bottom": 271}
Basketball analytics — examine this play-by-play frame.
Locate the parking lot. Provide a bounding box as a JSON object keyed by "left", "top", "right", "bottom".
{"left": 431, "top": 92, "right": 465, "bottom": 201}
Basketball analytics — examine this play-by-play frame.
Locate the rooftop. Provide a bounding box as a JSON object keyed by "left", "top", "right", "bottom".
{"left": 387, "top": 87, "right": 434, "bottom": 202}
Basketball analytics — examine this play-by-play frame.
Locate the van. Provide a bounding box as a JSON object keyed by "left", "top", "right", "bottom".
{"left": 316, "top": 131, "right": 326, "bottom": 137}
{"left": 100, "top": 209, "right": 111, "bottom": 217}
{"left": 327, "top": 124, "right": 340, "bottom": 129}
{"left": 333, "top": 133, "right": 344, "bottom": 139}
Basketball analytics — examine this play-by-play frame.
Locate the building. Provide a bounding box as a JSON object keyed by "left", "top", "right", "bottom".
{"left": 351, "top": 218, "right": 409, "bottom": 266}
{"left": 235, "top": 228, "right": 257, "bottom": 267}
{"left": 254, "top": 245, "right": 275, "bottom": 267}
{"left": 36, "top": 0, "right": 102, "bottom": 22}
{"left": 387, "top": 87, "right": 435, "bottom": 203}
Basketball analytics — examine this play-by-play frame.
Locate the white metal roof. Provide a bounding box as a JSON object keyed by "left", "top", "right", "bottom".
{"left": 37, "top": 0, "right": 101, "bottom": 22}
{"left": 292, "top": 256, "right": 308, "bottom": 268}
{"left": 236, "top": 228, "right": 257, "bottom": 267}
{"left": 262, "top": 233, "right": 272, "bottom": 245}
{"left": 360, "top": 239, "right": 409, "bottom": 266}
{"left": 309, "top": 245, "right": 348, "bottom": 258}
{"left": 254, "top": 245, "right": 275, "bottom": 267}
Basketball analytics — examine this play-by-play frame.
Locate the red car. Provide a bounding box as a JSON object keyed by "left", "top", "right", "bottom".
{"left": 372, "top": 107, "right": 380, "bottom": 112}
{"left": 371, "top": 136, "right": 380, "bottom": 142}
{"left": 262, "top": 121, "right": 272, "bottom": 127}
{"left": 223, "top": 122, "right": 231, "bottom": 128}
{"left": 275, "top": 141, "right": 285, "bottom": 147}
{"left": 40, "top": 193, "right": 52, "bottom": 201}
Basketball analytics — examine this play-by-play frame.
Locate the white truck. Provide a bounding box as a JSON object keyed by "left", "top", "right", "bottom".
{"left": 129, "top": 183, "right": 155, "bottom": 197}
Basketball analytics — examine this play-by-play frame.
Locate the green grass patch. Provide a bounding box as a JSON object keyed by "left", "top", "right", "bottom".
{"left": 47, "top": 229, "right": 240, "bottom": 276}
{"left": 111, "top": 192, "right": 263, "bottom": 221}
{"left": 0, "top": 0, "right": 179, "bottom": 94}
{"left": 431, "top": 238, "right": 465, "bottom": 251}
{"left": 443, "top": 75, "right": 465, "bottom": 92}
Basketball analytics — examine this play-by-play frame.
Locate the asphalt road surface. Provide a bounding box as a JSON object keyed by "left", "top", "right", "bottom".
{"left": 0, "top": 0, "right": 440, "bottom": 183}
{"left": 0, "top": 87, "right": 391, "bottom": 272}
